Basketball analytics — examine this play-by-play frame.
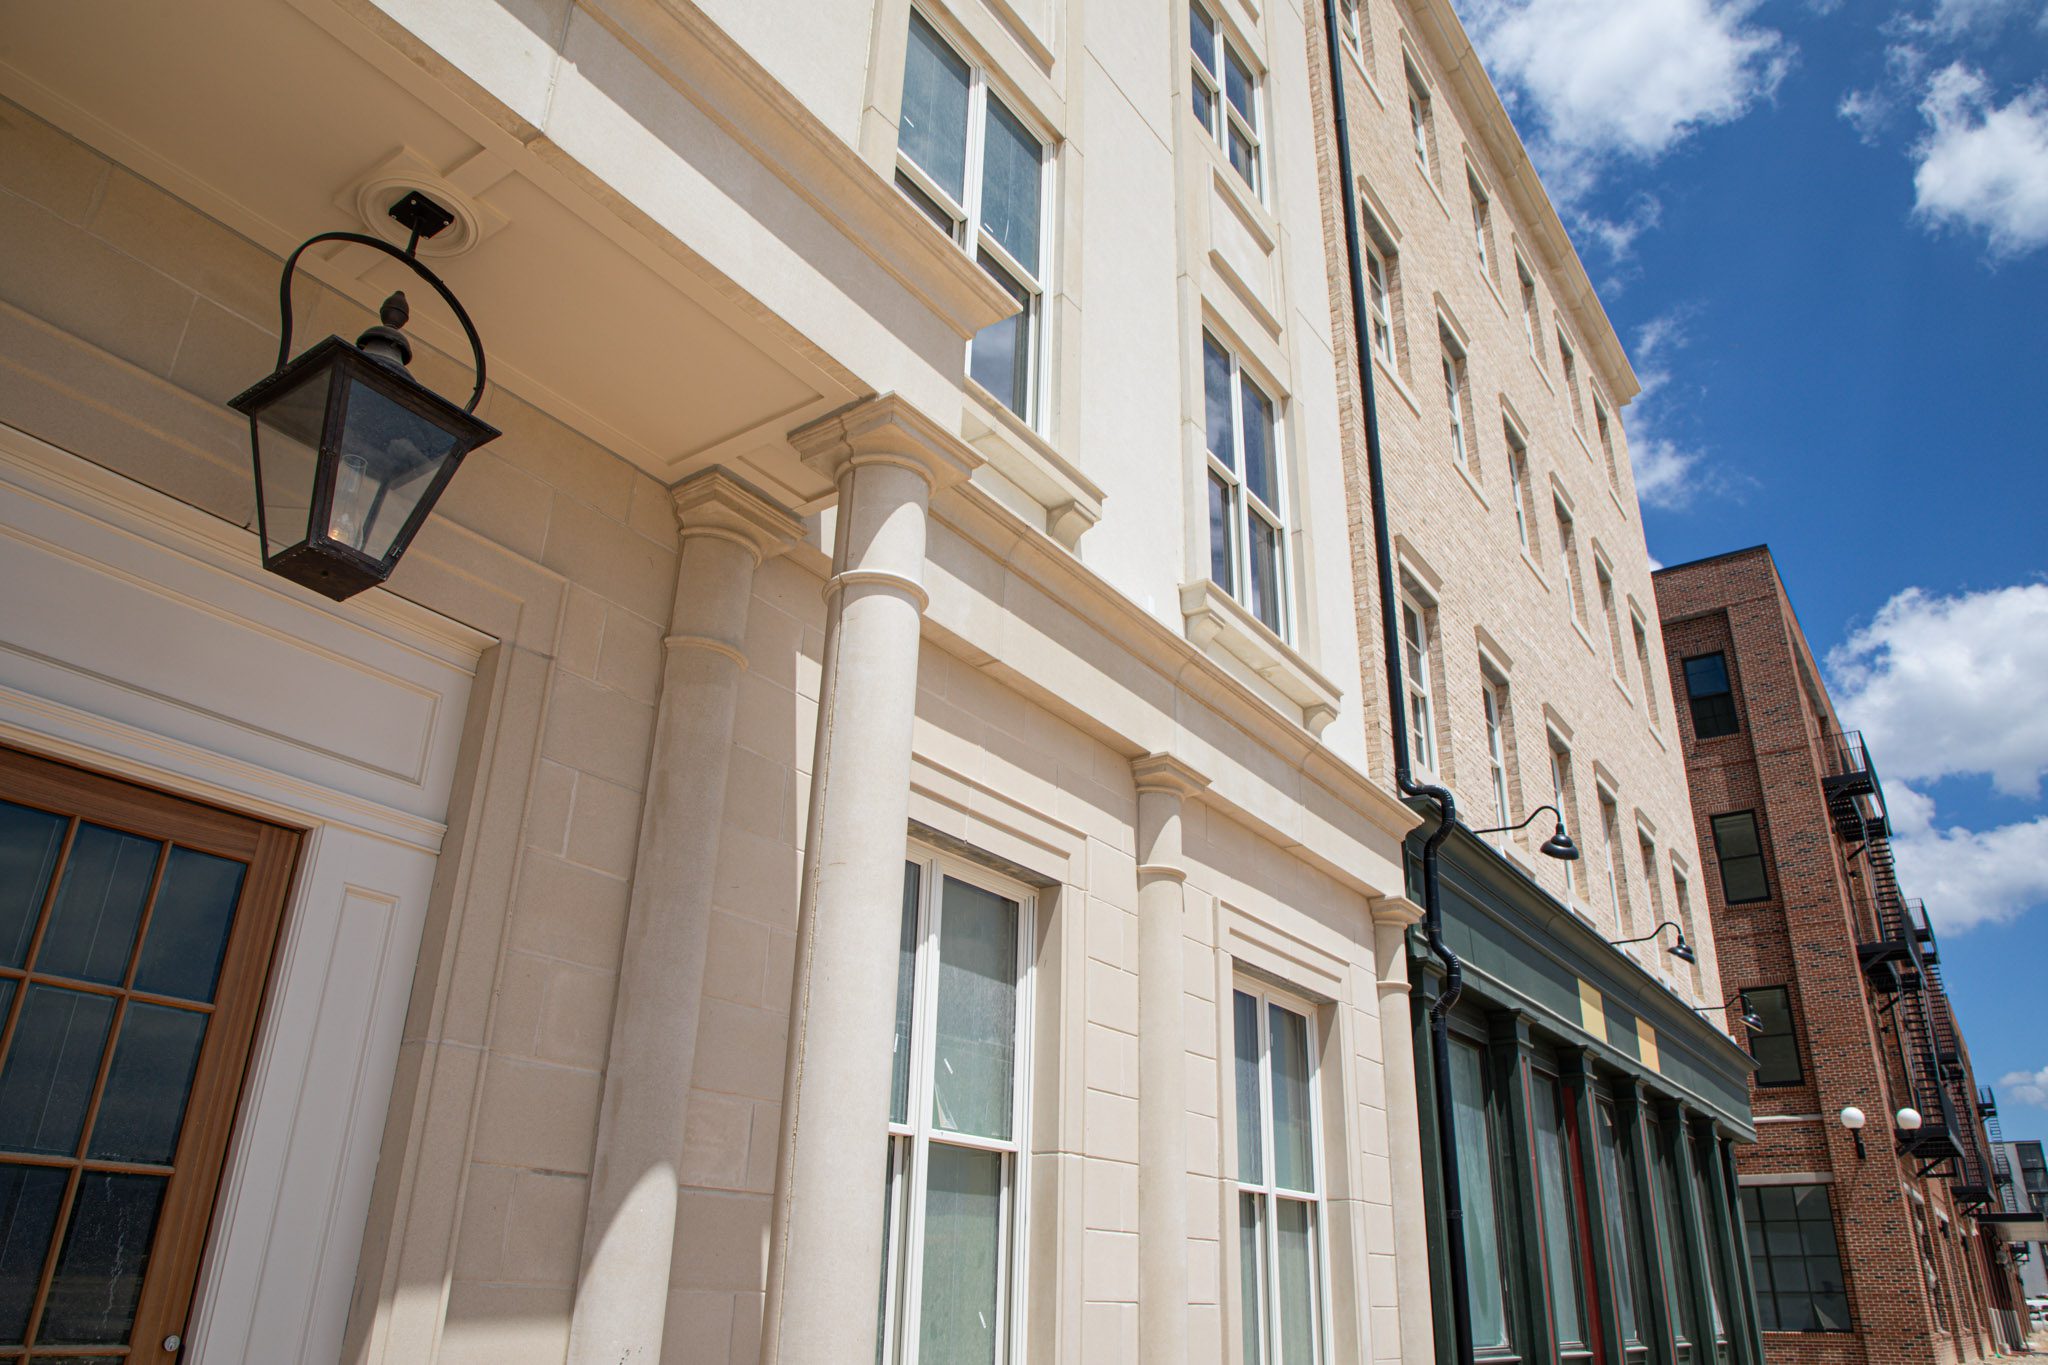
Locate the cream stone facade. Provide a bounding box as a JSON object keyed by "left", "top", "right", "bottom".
{"left": 0, "top": 3, "right": 1450, "bottom": 1365}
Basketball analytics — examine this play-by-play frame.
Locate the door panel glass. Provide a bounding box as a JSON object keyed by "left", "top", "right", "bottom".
{"left": 0, "top": 986, "right": 117, "bottom": 1155}
{"left": 87, "top": 1004, "right": 209, "bottom": 1165}
{"left": 0, "top": 1164, "right": 68, "bottom": 1344}
{"left": 36, "top": 826, "right": 159, "bottom": 986}
{"left": 36, "top": 1172, "right": 166, "bottom": 1345}
{"left": 0, "top": 802, "right": 66, "bottom": 969}
{"left": 132, "top": 848, "right": 245, "bottom": 1004}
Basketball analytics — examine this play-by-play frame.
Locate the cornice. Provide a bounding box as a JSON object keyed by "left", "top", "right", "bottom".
{"left": 788, "top": 393, "right": 983, "bottom": 491}
{"left": 671, "top": 467, "right": 804, "bottom": 560}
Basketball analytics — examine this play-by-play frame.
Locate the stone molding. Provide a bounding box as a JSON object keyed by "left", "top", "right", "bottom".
{"left": 670, "top": 467, "right": 804, "bottom": 561}
{"left": 788, "top": 392, "right": 982, "bottom": 490}
{"left": 1131, "top": 751, "right": 1211, "bottom": 800}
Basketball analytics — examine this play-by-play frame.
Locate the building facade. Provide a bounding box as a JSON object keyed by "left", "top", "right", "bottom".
{"left": 1309, "top": 6, "right": 1762, "bottom": 1365}
{"left": 1653, "top": 546, "right": 2030, "bottom": 1365}
{"left": 1990, "top": 1139, "right": 2048, "bottom": 1303}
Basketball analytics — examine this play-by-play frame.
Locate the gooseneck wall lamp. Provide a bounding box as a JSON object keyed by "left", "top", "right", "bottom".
{"left": 1471, "top": 804, "right": 1582, "bottom": 861}
{"left": 1693, "top": 991, "right": 1765, "bottom": 1033}
{"left": 228, "top": 192, "right": 500, "bottom": 601}
{"left": 1609, "top": 919, "right": 1698, "bottom": 964}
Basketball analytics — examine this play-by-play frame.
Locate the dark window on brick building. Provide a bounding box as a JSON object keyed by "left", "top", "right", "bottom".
{"left": 1744, "top": 987, "right": 1802, "bottom": 1085}
{"left": 1711, "top": 812, "right": 1769, "bottom": 903}
{"left": 1741, "top": 1185, "right": 1849, "bottom": 1332}
{"left": 1683, "top": 653, "right": 1739, "bottom": 738}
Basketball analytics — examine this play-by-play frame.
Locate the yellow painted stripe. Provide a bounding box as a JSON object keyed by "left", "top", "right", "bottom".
{"left": 1579, "top": 980, "right": 1608, "bottom": 1043}
{"left": 1638, "top": 1018, "right": 1661, "bottom": 1073}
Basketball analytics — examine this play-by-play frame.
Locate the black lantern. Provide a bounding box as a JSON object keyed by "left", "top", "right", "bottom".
{"left": 229, "top": 193, "right": 499, "bottom": 600}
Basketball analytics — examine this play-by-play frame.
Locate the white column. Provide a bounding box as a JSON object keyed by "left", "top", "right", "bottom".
{"left": 566, "top": 470, "right": 801, "bottom": 1365}
{"left": 1133, "top": 754, "right": 1208, "bottom": 1364}
{"left": 1373, "top": 895, "right": 1437, "bottom": 1365}
{"left": 759, "top": 397, "right": 977, "bottom": 1365}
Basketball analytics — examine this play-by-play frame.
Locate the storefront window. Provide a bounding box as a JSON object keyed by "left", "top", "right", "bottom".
{"left": 1649, "top": 1117, "right": 1700, "bottom": 1363}
{"left": 1596, "top": 1098, "right": 1654, "bottom": 1359}
{"left": 1532, "top": 1073, "right": 1592, "bottom": 1358}
{"left": 1450, "top": 1039, "right": 1513, "bottom": 1354}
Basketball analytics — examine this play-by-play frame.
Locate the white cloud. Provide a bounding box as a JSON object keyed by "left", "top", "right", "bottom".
{"left": 2000, "top": 1065, "right": 2048, "bottom": 1107}
{"left": 1891, "top": 801, "right": 2048, "bottom": 931}
{"left": 1457, "top": 0, "right": 1791, "bottom": 192}
{"left": 1829, "top": 582, "right": 2048, "bottom": 796}
{"left": 1910, "top": 63, "right": 2048, "bottom": 256}
{"left": 1619, "top": 314, "right": 1718, "bottom": 509}
{"left": 1920, "top": 0, "right": 2048, "bottom": 38}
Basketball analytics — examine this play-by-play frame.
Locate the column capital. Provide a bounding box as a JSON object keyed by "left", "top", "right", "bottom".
{"left": 1131, "top": 751, "right": 1209, "bottom": 799}
{"left": 788, "top": 393, "right": 982, "bottom": 490}
{"left": 671, "top": 468, "right": 805, "bottom": 561}
{"left": 1370, "top": 893, "right": 1425, "bottom": 928}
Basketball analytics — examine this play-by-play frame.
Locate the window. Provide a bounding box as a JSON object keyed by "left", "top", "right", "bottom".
{"left": 1741, "top": 1185, "right": 1849, "bottom": 1332}
{"left": 1338, "top": 0, "right": 1364, "bottom": 58}
{"left": 1596, "top": 402, "right": 1620, "bottom": 492}
{"left": 1672, "top": 867, "right": 1694, "bottom": 942}
{"left": 1595, "top": 1099, "right": 1653, "bottom": 1357}
{"left": 1649, "top": 1118, "right": 1701, "bottom": 1363}
{"left": 898, "top": 12, "right": 1049, "bottom": 424}
{"left": 1204, "top": 333, "right": 1288, "bottom": 636}
{"left": 1532, "top": 1073, "right": 1593, "bottom": 1361}
{"left": 1468, "top": 172, "right": 1492, "bottom": 274}
{"left": 1745, "top": 986, "right": 1802, "bottom": 1085}
{"left": 1441, "top": 336, "right": 1470, "bottom": 471}
{"left": 1557, "top": 329, "right": 1583, "bottom": 428}
{"left": 1505, "top": 428, "right": 1533, "bottom": 551}
{"left": 1192, "top": 3, "right": 1261, "bottom": 193}
{"left": 1401, "top": 595, "right": 1438, "bottom": 776}
{"left": 1682, "top": 653, "right": 1739, "bottom": 739}
{"left": 1233, "top": 987, "right": 1327, "bottom": 1364}
{"left": 1597, "top": 562, "right": 1626, "bottom": 679}
{"left": 0, "top": 747, "right": 298, "bottom": 1360}
{"left": 1364, "top": 222, "right": 1398, "bottom": 368}
{"left": 1690, "top": 1139, "right": 1735, "bottom": 1364}
{"left": 1711, "top": 812, "right": 1769, "bottom": 904}
{"left": 1482, "top": 678, "right": 1511, "bottom": 833}
{"left": 1550, "top": 741, "right": 1578, "bottom": 905}
{"left": 1600, "top": 790, "right": 1631, "bottom": 934}
{"left": 1518, "top": 260, "right": 1539, "bottom": 359}
{"left": 1638, "top": 834, "right": 1666, "bottom": 929}
{"left": 1406, "top": 64, "right": 1433, "bottom": 177}
{"left": 1556, "top": 502, "right": 1584, "bottom": 624}
{"left": 1633, "top": 617, "right": 1658, "bottom": 725}
{"left": 880, "top": 854, "right": 1034, "bottom": 1365}
{"left": 1449, "top": 1039, "right": 1514, "bottom": 1354}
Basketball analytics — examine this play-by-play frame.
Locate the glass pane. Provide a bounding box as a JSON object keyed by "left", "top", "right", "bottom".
{"left": 917, "top": 1144, "right": 1003, "bottom": 1365}
{"left": 1249, "top": 515, "right": 1282, "bottom": 634}
{"left": 1233, "top": 991, "right": 1262, "bottom": 1184}
{"left": 896, "top": 170, "right": 957, "bottom": 234}
{"left": 251, "top": 367, "right": 331, "bottom": 558}
{"left": 1712, "top": 814, "right": 1760, "bottom": 861}
{"left": 1268, "top": 1004, "right": 1313, "bottom": 1193}
{"left": 334, "top": 378, "right": 464, "bottom": 562}
{"left": 1276, "top": 1200, "right": 1318, "bottom": 1365}
{"left": 1596, "top": 1104, "right": 1642, "bottom": 1344}
{"left": 1683, "top": 655, "right": 1729, "bottom": 699}
{"left": 36, "top": 825, "right": 159, "bottom": 986}
{"left": 86, "top": 1003, "right": 208, "bottom": 1165}
{"left": 930, "top": 878, "right": 1019, "bottom": 1141}
{"left": 901, "top": 12, "right": 971, "bottom": 204}
{"left": 1228, "top": 124, "right": 1257, "bottom": 189}
{"left": 1209, "top": 473, "right": 1236, "bottom": 597}
{"left": 969, "top": 255, "right": 1033, "bottom": 420}
{"left": 1450, "top": 1041, "right": 1508, "bottom": 1350}
{"left": 1190, "top": 2, "right": 1217, "bottom": 73}
{"left": 0, "top": 1164, "right": 67, "bottom": 1345}
{"left": 132, "top": 847, "right": 244, "bottom": 1004}
{"left": 1652, "top": 1130, "right": 1697, "bottom": 1341}
{"left": 1224, "top": 45, "right": 1254, "bottom": 122}
{"left": 891, "top": 863, "right": 920, "bottom": 1128}
{"left": 0, "top": 803, "right": 66, "bottom": 969}
{"left": 0, "top": 986, "right": 117, "bottom": 1156}
{"left": 35, "top": 1172, "right": 165, "bottom": 1346}
{"left": 1203, "top": 338, "right": 1235, "bottom": 466}
{"left": 1193, "top": 80, "right": 1215, "bottom": 132}
{"left": 1533, "top": 1079, "right": 1585, "bottom": 1344}
{"left": 1239, "top": 1192, "right": 1265, "bottom": 1365}
{"left": 1239, "top": 376, "right": 1275, "bottom": 508}
{"left": 1814, "top": 1291, "right": 1850, "bottom": 1331}
{"left": 980, "top": 99, "right": 1042, "bottom": 275}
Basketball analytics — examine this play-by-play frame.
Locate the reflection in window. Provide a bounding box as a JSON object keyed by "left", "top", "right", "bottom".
{"left": 1203, "top": 333, "right": 1289, "bottom": 637}
{"left": 1234, "top": 988, "right": 1327, "bottom": 1363}
{"left": 1741, "top": 1184, "right": 1849, "bottom": 1332}
{"left": 1450, "top": 1039, "right": 1512, "bottom": 1352}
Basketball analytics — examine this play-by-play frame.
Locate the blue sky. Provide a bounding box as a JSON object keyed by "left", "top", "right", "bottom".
{"left": 1448, "top": 0, "right": 2048, "bottom": 1142}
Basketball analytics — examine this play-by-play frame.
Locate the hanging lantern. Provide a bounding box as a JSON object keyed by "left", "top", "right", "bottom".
{"left": 228, "top": 192, "right": 499, "bottom": 600}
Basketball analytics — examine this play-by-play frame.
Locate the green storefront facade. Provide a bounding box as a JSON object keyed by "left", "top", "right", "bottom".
{"left": 1408, "top": 827, "right": 1764, "bottom": 1365}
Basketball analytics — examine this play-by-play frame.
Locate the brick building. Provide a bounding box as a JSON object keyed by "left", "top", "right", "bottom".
{"left": 1654, "top": 546, "right": 2030, "bottom": 1364}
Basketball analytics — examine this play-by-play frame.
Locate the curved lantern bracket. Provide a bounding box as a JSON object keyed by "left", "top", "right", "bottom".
{"left": 270, "top": 229, "right": 489, "bottom": 412}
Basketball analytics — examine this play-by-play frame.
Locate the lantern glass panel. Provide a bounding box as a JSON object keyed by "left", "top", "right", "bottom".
{"left": 250, "top": 367, "right": 331, "bottom": 560}
{"left": 333, "top": 374, "right": 465, "bottom": 563}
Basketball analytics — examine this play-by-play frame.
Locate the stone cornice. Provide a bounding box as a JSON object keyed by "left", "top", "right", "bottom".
{"left": 671, "top": 468, "right": 804, "bottom": 561}
{"left": 788, "top": 393, "right": 982, "bottom": 491}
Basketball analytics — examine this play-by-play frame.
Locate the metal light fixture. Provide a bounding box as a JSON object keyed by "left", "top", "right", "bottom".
{"left": 1610, "top": 919, "right": 1696, "bottom": 964}
{"left": 1897, "top": 1106, "right": 1924, "bottom": 1132}
{"left": 1693, "top": 991, "right": 1764, "bottom": 1032}
{"left": 1841, "top": 1105, "right": 1868, "bottom": 1159}
{"left": 228, "top": 192, "right": 499, "bottom": 600}
{"left": 1472, "top": 803, "right": 1581, "bottom": 861}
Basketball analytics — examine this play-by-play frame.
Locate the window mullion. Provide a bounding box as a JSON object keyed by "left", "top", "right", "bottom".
{"left": 1229, "top": 355, "right": 1251, "bottom": 607}
{"left": 897, "top": 860, "right": 944, "bottom": 1365}
{"left": 963, "top": 72, "right": 988, "bottom": 249}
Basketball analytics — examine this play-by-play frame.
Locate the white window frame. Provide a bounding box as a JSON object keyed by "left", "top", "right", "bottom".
{"left": 1401, "top": 592, "right": 1438, "bottom": 777}
{"left": 1632, "top": 614, "right": 1659, "bottom": 726}
{"left": 1442, "top": 338, "right": 1469, "bottom": 472}
{"left": 1557, "top": 327, "right": 1583, "bottom": 428}
{"left": 1482, "top": 677, "right": 1511, "bottom": 835}
{"left": 1365, "top": 234, "right": 1397, "bottom": 368}
{"left": 1339, "top": 0, "right": 1364, "bottom": 57}
{"left": 1599, "top": 788, "right": 1627, "bottom": 934}
{"left": 895, "top": 10, "right": 1052, "bottom": 429}
{"left": 1517, "top": 259, "right": 1539, "bottom": 360}
{"left": 1191, "top": 1, "right": 1264, "bottom": 197}
{"left": 1597, "top": 559, "right": 1626, "bottom": 680}
{"left": 1556, "top": 501, "right": 1581, "bottom": 623}
{"left": 879, "top": 848, "right": 1037, "bottom": 1365}
{"left": 1204, "top": 331, "right": 1292, "bottom": 640}
{"left": 1468, "top": 171, "right": 1491, "bottom": 273}
{"left": 1550, "top": 741, "right": 1578, "bottom": 905}
{"left": 1505, "top": 427, "right": 1531, "bottom": 550}
{"left": 1406, "top": 65, "right": 1433, "bottom": 177}
{"left": 1595, "top": 400, "right": 1619, "bottom": 491}
{"left": 1233, "top": 983, "right": 1332, "bottom": 1365}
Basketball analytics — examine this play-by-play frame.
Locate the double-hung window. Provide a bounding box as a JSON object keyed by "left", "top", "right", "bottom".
{"left": 1682, "top": 653, "right": 1739, "bottom": 739}
{"left": 1204, "top": 333, "right": 1288, "bottom": 636}
{"left": 1596, "top": 402, "right": 1620, "bottom": 492}
{"left": 1401, "top": 596, "right": 1437, "bottom": 776}
{"left": 1710, "top": 812, "right": 1769, "bottom": 904}
{"left": 1406, "top": 65, "right": 1433, "bottom": 177}
{"left": 1633, "top": 617, "right": 1659, "bottom": 725}
{"left": 1468, "top": 172, "right": 1492, "bottom": 274}
{"left": 1600, "top": 790, "right": 1631, "bottom": 934}
{"left": 1556, "top": 502, "right": 1583, "bottom": 624}
{"left": 1558, "top": 329, "right": 1584, "bottom": 428}
{"left": 1365, "top": 235, "right": 1397, "bottom": 367}
{"left": 1482, "top": 679, "right": 1511, "bottom": 832}
{"left": 1550, "top": 742, "right": 1578, "bottom": 904}
{"left": 1597, "top": 562, "right": 1626, "bottom": 678}
{"left": 1745, "top": 986, "right": 1802, "bottom": 1085}
{"left": 1233, "top": 987, "right": 1327, "bottom": 1364}
{"left": 1505, "top": 428, "right": 1532, "bottom": 550}
{"left": 1442, "top": 339, "right": 1470, "bottom": 471}
{"left": 880, "top": 855, "right": 1034, "bottom": 1365}
{"left": 1191, "top": 3, "right": 1262, "bottom": 194}
{"left": 897, "top": 11, "right": 1049, "bottom": 425}
{"left": 1518, "top": 261, "right": 1539, "bottom": 359}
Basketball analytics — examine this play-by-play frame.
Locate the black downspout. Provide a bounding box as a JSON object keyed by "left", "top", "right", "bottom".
{"left": 1316, "top": 8, "right": 1475, "bottom": 1365}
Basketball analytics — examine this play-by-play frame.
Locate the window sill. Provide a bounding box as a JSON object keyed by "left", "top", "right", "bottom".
{"left": 1454, "top": 456, "right": 1490, "bottom": 510}
{"left": 1571, "top": 616, "right": 1598, "bottom": 656}
{"left": 962, "top": 381, "right": 1104, "bottom": 550}
{"left": 1608, "top": 482, "right": 1632, "bottom": 521}
{"left": 1414, "top": 157, "right": 1452, "bottom": 221}
{"left": 1610, "top": 670, "right": 1635, "bottom": 708}
{"left": 1341, "top": 38, "right": 1387, "bottom": 110}
{"left": 1179, "top": 579, "right": 1342, "bottom": 735}
{"left": 1373, "top": 348, "right": 1421, "bottom": 417}
{"left": 1476, "top": 262, "right": 1508, "bottom": 319}
{"left": 1520, "top": 547, "right": 1549, "bottom": 590}
{"left": 1571, "top": 425, "right": 1594, "bottom": 464}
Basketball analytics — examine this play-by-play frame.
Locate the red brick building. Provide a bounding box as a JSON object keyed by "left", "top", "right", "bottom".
{"left": 1653, "top": 546, "right": 2029, "bottom": 1365}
